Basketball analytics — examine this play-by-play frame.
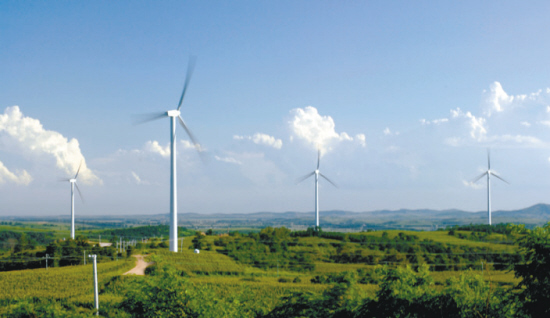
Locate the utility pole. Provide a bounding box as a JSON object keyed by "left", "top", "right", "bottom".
{"left": 99, "top": 235, "right": 101, "bottom": 245}
{"left": 120, "top": 237, "right": 122, "bottom": 253}
{"left": 84, "top": 250, "right": 86, "bottom": 265}
{"left": 45, "top": 254, "right": 49, "bottom": 269}
{"left": 88, "top": 254, "right": 99, "bottom": 316}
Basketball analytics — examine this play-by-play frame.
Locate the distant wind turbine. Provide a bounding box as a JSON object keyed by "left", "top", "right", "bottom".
{"left": 60, "top": 161, "right": 84, "bottom": 239}
{"left": 471, "top": 149, "right": 509, "bottom": 225}
{"left": 296, "top": 149, "right": 338, "bottom": 230}
{"left": 138, "top": 57, "right": 203, "bottom": 252}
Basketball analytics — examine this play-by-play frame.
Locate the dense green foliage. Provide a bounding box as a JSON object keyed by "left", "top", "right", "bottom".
{"left": 215, "top": 227, "right": 315, "bottom": 271}
{"left": 0, "top": 235, "right": 118, "bottom": 271}
{"left": 101, "top": 225, "right": 193, "bottom": 243}
{"left": 445, "top": 223, "right": 514, "bottom": 235}
{"left": 0, "top": 230, "right": 55, "bottom": 251}
{"left": 511, "top": 223, "right": 550, "bottom": 317}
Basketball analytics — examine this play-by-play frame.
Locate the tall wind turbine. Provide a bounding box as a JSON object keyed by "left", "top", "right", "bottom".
{"left": 472, "top": 149, "right": 509, "bottom": 225}
{"left": 61, "top": 162, "right": 83, "bottom": 239}
{"left": 139, "top": 57, "right": 202, "bottom": 252}
{"left": 296, "top": 150, "right": 338, "bottom": 230}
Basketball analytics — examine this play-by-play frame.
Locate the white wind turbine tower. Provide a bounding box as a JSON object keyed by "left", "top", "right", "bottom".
{"left": 296, "top": 149, "right": 338, "bottom": 230}
{"left": 472, "top": 149, "right": 509, "bottom": 225}
{"left": 61, "top": 161, "right": 84, "bottom": 240}
{"left": 138, "top": 57, "right": 203, "bottom": 252}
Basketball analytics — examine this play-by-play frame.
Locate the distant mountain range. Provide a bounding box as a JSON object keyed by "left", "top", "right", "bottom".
{"left": 3, "top": 203, "right": 550, "bottom": 231}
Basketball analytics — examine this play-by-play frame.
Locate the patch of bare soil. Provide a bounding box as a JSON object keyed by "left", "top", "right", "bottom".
{"left": 123, "top": 255, "right": 154, "bottom": 276}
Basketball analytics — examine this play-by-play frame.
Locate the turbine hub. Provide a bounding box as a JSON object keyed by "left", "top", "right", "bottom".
{"left": 315, "top": 170, "right": 319, "bottom": 174}
{"left": 69, "top": 179, "right": 76, "bottom": 183}
{"left": 167, "top": 110, "right": 180, "bottom": 117}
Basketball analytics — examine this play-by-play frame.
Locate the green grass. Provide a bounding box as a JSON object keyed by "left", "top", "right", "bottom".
{"left": 0, "top": 258, "right": 134, "bottom": 301}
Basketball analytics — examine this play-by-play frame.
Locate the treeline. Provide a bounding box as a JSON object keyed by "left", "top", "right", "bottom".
{"left": 0, "top": 236, "right": 122, "bottom": 272}
{"left": 215, "top": 227, "right": 315, "bottom": 271}
{"left": 99, "top": 225, "right": 193, "bottom": 242}
{"left": 0, "top": 231, "right": 55, "bottom": 251}
{"left": 293, "top": 227, "right": 520, "bottom": 271}
{"left": 445, "top": 223, "right": 514, "bottom": 235}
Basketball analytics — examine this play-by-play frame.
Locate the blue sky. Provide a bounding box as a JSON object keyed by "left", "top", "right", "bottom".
{"left": 2, "top": 1, "right": 550, "bottom": 217}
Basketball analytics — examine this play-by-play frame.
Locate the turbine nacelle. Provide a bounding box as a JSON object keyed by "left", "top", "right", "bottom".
{"left": 69, "top": 179, "right": 77, "bottom": 183}
{"left": 166, "top": 110, "right": 181, "bottom": 117}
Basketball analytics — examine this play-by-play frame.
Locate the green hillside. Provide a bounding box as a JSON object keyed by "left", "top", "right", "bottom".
{"left": 0, "top": 223, "right": 546, "bottom": 317}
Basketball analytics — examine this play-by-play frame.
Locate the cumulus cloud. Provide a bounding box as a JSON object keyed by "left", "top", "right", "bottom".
{"left": 233, "top": 133, "right": 283, "bottom": 149}
{"left": 483, "top": 82, "right": 520, "bottom": 116}
{"left": 383, "top": 128, "right": 399, "bottom": 136}
{"left": 289, "top": 106, "right": 365, "bottom": 154}
{"left": 144, "top": 141, "right": 171, "bottom": 157}
{"left": 0, "top": 106, "right": 100, "bottom": 185}
{"left": 355, "top": 134, "right": 366, "bottom": 147}
{"left": 0, "top": 161, "right": 32, "bottom": 185}
{"left": 448, "top": 108, "right": 487, "bottom": 140}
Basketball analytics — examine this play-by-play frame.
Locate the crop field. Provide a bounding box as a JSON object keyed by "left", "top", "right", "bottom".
{"left": 0, "top": 258, "right": 134, "bottom": 302}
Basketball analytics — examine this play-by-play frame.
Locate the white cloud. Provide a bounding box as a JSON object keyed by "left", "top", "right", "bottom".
{"left": 462, "top": 179, "right": 485, "bottom": 190}
{"left": 144, "top": 141, "right": 171, "bottom": 157}
{"left": 355, "top": 134, "right": 366, "bottom": 147}
{"left": 482, "top": 134, "right": 546, "bottom": 148}
{"left": 420, "top": 118, "right": 449, "bottom": 125}
{"left": 181, "top": 140, "right": 205, "bottom": 152}
{"left": 289, "top": 106, "right": 364, "bottom": 154}
{"left": 483, "top": 82, "right": 527, "bottom": 116}
{"left": 441, "top": 107, "right": 487, "bottom": 141}
{"left": 233, "top": 133, "right": 283, "bottom": 149}
{"left": 0, "top": 161, "right": 32, "bottom": 185}
{"left": 215, "top": 155, "right": 243, "bottom": 165}
{"left": 0, "top": 106, "right": 100, "bottom": 185}
{"left": 131, "top": 171, "right": 149, "bottom": 185}
{"left": 520, "top": 121, "right": 531, "bottom": 127}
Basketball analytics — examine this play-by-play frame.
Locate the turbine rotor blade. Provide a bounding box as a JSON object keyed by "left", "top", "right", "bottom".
{"left": 317, "top": 149, "right": 320, "bottom": 170}
{"left": 471, "top": 171, "right": 488, "bottom": 183}
{"left": 133, "top": 112, "right": 167, "bottom": 125}
{"left": 319, "top": 172, "right": 338, "bottom": 188}
{"left": 490, "top": 171, "right": 509, "bottom": 184}
{"left": 74, "top": 183, "right": 85, "bottom": 203}
{"left": 487, "top": 148, "right": 491, "bottom": 170}
{"left": 74, "top": 160, "right": 83, "bottom": 179}
{"left": 177, "top": 115, "right": 207, "bottom": 162}
{"left": 295, "top": 171, "right": 315, "bottom": 184}
{"left": 177, "top": 56, "right": 197, "bottom": 111}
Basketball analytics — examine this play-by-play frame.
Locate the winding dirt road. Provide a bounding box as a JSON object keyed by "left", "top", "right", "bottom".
{"left": 123, "top": 255, "right": 154, "bottom": 276}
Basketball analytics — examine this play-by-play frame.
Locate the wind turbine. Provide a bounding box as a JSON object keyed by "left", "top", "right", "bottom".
{"left": 138, "top": 57, "right": 202, "bottom": 252}
{"left": 472, "top": 149, "right": 509, "bottom": 225}
{"left": 61, "top": 161, "right": 83, "bottom": 240}
{"left": 296, "top": 149, "right": 338, "bottom": 230}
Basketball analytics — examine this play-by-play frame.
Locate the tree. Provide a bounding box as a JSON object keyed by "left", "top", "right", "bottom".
{"left": 512, "top": 223, "right": 550, "bottom": 317}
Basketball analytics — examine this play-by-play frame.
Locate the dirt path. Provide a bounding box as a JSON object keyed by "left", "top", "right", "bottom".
{"left": 123, "top": 255, "right": 154, "bottom": 276}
